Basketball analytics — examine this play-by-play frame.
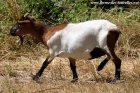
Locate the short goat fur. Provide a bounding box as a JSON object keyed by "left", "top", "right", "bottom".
{"left": 10, "top": 13, "right": 121, "bottom": 82}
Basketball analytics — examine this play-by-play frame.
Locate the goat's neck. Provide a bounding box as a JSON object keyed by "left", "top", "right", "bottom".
{"left": 31, "top": 22, "right": 67, "bottom": 46}
{"left": 30, "top": 23, "right": 47, "bottom": 43}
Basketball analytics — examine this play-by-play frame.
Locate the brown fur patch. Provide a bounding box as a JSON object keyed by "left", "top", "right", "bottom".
{"left": 43, "top": 23, "right": 68, "bottom": 42}
{"left": 107, "top": 30, "right": 120, "bottom": 57}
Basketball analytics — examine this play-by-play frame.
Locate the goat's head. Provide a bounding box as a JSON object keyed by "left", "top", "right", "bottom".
{"left": 10, "top": 13, "right": 36, "bottom": 45}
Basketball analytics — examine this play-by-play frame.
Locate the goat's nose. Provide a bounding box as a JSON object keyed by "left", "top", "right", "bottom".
{"left": 10, "top": 28, "right": 17, "bottom": 36}
{"left": 10, "top": 23, "right": 19, "bottom": 36}
{"left": 10, "top": 32, "right": 16, "bottom": 36}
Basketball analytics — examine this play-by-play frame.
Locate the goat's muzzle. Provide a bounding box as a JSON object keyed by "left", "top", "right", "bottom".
{"left": 10, "top": 24, "right": 24, "bottom": 45}
{"left": 17, "top": 35, "right": 23, "bottom": 45}
{"left": 10, "top": 28, "right": 17, "bottom": 36}
{"left": 10, "top": 23, "right": 19, "bottom": 36}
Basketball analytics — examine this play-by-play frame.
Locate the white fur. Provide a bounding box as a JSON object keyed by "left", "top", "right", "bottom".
{"left": 47, "top": 20, "right": 118, "bottom": 60}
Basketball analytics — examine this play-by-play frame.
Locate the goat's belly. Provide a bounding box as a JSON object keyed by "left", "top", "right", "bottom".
{"left": 57, "top": 51, "right": 91, "bottom": 60}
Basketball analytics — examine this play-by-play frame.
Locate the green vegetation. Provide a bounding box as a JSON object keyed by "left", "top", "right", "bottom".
{"left": 0, "top": 0, "right": 140, "bottom": 93}
{"left": 0, "top": 0, "right": 139, "bottom": 53}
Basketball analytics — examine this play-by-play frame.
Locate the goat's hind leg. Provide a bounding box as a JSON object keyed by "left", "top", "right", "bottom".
{"left": 90, "top": 47, "right": 109, "bottom": 71}
{"left": 112, "top": 56, "right": 121, "bottom": 80}
{"left": 97, "top": 57, "right": 110, "bottom": 71}
{"left": 106, "top": 52, "right": 121, "bottom": 83}
{"left": 106, "top": 30, "right": 122, "bottom": 82}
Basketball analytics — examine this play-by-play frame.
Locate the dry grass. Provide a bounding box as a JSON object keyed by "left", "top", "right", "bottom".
{"left": 0, "top": 55, "right": 140, "bottom": 93}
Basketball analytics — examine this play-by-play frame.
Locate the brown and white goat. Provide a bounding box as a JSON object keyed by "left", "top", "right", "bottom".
{"left": 10, "top": 13, "right": 121, "bottom": 82}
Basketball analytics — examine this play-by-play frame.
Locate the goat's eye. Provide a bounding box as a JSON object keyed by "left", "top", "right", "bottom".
{"left": 18, "top": 24, "right": 20, "bottom": 28}
{"left": 18, "top": 24, "right": 21, "bottom": 28}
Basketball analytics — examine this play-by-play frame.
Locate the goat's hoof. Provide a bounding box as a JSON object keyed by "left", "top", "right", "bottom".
{"left": 32, "top": 75, "right": 39, "bottom": 81}
{"left": 71, "top": 78, "right": 78, "bottom": 83}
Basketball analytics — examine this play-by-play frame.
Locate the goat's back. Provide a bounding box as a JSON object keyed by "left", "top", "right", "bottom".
{"left": 47, "top": 20, "right": 118, "bottom": 59}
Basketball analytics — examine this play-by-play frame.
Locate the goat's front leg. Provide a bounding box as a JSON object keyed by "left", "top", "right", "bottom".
{"left": 69, "top": 58, "right": 78, "bottom": 82}
{"left": 33, "top": 57, "right": 52, "bottom": 81}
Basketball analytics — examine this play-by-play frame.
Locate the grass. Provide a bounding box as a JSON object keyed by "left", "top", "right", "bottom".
{"left": 0, "top": 57, "right": 140, "bottom": 93}
{"left": 0, "top": 0, "right": 140, "bottom": 93}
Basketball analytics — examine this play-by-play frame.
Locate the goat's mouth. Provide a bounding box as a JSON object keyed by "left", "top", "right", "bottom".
{"left": 10, "top": 34, "right": 24, "bottom": 45}
{"left": 10, "top": 32, "right": 24, "bottom": 45}
{"left": 18, "top": 35, "right": 24, "bottom": 45}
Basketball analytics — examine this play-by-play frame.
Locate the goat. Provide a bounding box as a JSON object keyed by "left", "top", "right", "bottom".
{"left": 10, "top": 13, "right": 121, "bottom": 82}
